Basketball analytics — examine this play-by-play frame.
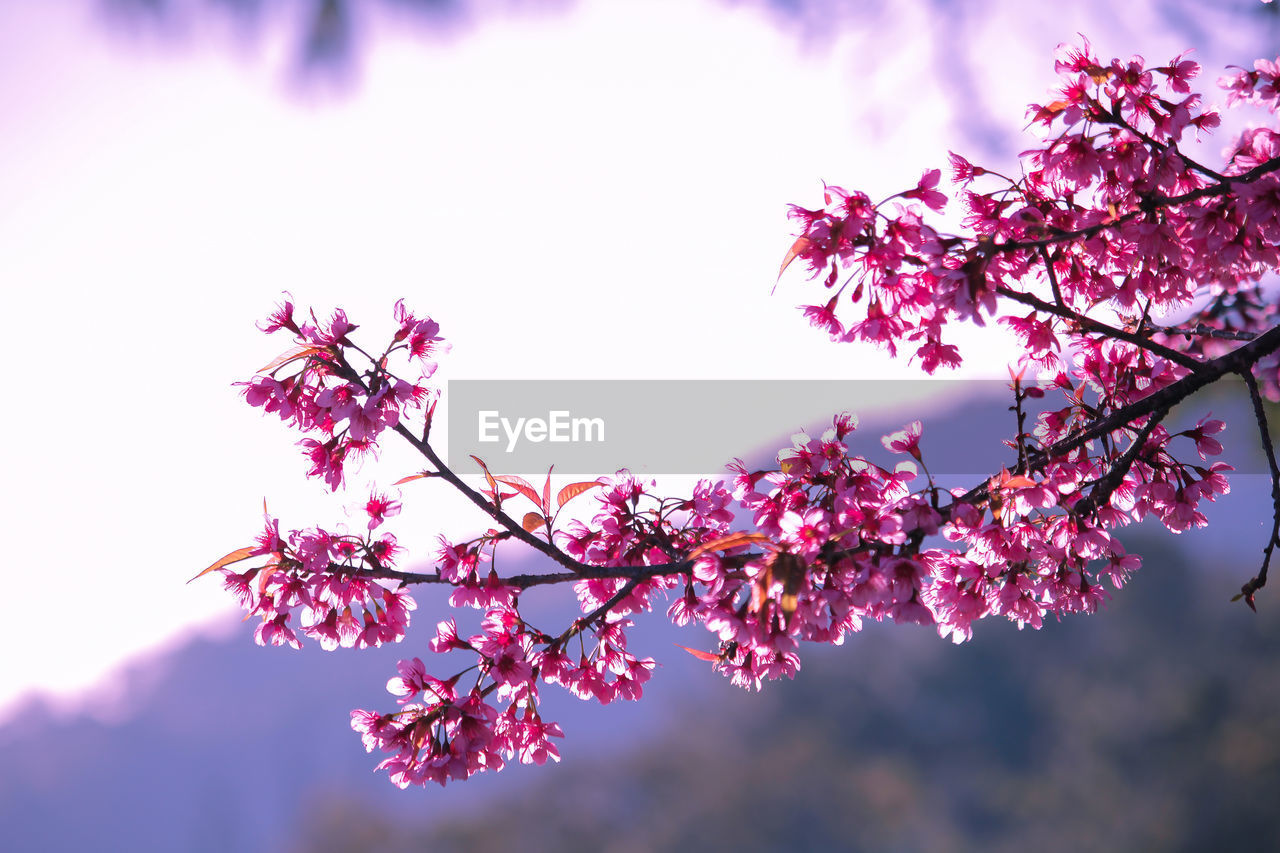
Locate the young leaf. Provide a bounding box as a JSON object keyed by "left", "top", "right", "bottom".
{"left": 189, "top": 546, "right": 257, "bottom": 583}
{"left": 393, "top": 471, "right": 438, "bottom": 485}
{"left": 687, "top": 532, "right": 772, "bottom": 561}
{"left": 423, "top": 398, "right": 438, "bottom": 441}
{"left": 675, "top": 643, "right": 721, "bottom": 662}
{"left": 470, "top": 455, "right": 499, "bottom": 494}
{"left": 257, "top": 344, "right": 328, "bottom": 375}
{"left": 556, "top": 480, "right": 604, "bottom": 510}
{"left": 493, "top": 474, "right": 542, "bottom": 507}
{"left": 522, "top": 512, "right": 548, "bottom": 533}
{"left": 776, "top": 235, "right": 813, "bottom": 286}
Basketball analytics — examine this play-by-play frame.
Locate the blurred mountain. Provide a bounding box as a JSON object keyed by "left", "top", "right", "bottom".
{"left": 0, "top": 624, "right": 417, "bottom": 853}
{"left": 0, "top": 594, "right": 702, "bottom": 853}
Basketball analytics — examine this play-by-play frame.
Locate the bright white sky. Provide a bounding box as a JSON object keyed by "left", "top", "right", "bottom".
{"left": 0, "top": 0, "right": 1268, "bottom": 719}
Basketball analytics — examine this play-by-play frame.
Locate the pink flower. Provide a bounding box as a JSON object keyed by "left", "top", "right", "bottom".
{"left": 430, "top": 618, "right": 470, "bottom": 653}
{"left": 304, "top": 604, "right": 361, "bottom": 651}
{"left": 903, "top": 168, "right": 947, "bottom": 211}
{"left": 299, "top": 437, "right": 347, "bottom": 491}
{"left": 380, "top": 588, "right": 416, "bottom": 640}
{"left": 386, "top": 657, "right": 430, "bottom": 702}
{"left": 612, "top": 655, "right": 657, "bottom": 701}
{"left": 255, "top": 613, "right": 302, "bottom": 649}
{"left": 241, "top": 376, "right": 296, "bottom": 420}
{"left": 778, "top": 507, "right": 829, "bottom": 558}
{"left": 448, "top": 570, "right": 517, "bottom": 610}
{"left": 802, "top": 298, "right": 844, "bottom": 340}
{"left": 1157, "top": 52, "right": 1199, "bottom": 94}
{"left": 221, "top": 569, "right": 256, "bottom": 610}
{"left": 515, "top": 713, "right": 564, "bottom": 766}
{"left": 532, "top": 645, "right": 574, "bottom": 685}
{"left": 489, "top": 644, "right": 535, "bottom": 701}
{"left": 562, "top": 659, "right": 616, "bottom": 704}
{"left": 259, "top": 296, "right": 300, "bottom": 335}
{"left": 364, "top": 491, "right": 402, "bottom": 530}
{"left": 308, "top": 308, "right": 357, "bottom": 347}
{"left": 436, "top": 536, "right": 485, "bottom": 584}
{"left": 880, "top": 420, "right": 923, "bottom": 460}
{"left": 915, "top": 338, "right": 962, "bottom": 373}
{"left": 1054, "top": 37, "right": 1099, "bottom": 75}
{"left": 1184, "top": 417, "right": 1225, "bottom": 459}
{"left": 368, "top": 533, "right": 403, "bottom": 568}
{"left": 393, "top": 300, "right": 448, "bottom": 365}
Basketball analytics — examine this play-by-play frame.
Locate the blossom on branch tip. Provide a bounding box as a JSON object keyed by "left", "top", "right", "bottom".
{"left": 903, "top": 168, "right": 947, "bottom": 212}
{"left": 364, "top": 491, "right": 402, "bottom": 530}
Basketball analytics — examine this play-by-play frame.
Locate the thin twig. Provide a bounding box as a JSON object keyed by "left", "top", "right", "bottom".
{"left": 1237, "top": 369, "right": 1280, "bottom": 610}
{"left": 996, "top": 286, "right": 1201, "bottom": 370}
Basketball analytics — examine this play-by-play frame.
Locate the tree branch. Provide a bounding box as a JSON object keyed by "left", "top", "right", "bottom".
{"left": 1237, "top": 369, "right": 1280, "bottom": 610}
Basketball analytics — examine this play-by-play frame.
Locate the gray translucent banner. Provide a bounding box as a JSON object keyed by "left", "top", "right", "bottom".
{"left": 443, "top": 378, "right": 1265, "bottom": 477}
{"left": 442, "top": 378, "right": 1266, "bottom": 477}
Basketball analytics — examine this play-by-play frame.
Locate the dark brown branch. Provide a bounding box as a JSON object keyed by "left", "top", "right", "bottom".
{"left": 1071, "top": 403, "right": 1169, "bottom": 518}
{"left": 1038, "top": 245, "right": 1066, "bottom": 308}
{"left": 1147, "top": 322, "right": 1259, "bottom": 342}
{"left": 389, "top": 421, "right": 594, "bottom": 576}
{"left": 946, "top": 323, "right": 1280, "bottom": 515}
{"left": 323, "top": 345, "right": 599, "bottom": 578}
{"left": 1237, "top": 369, "right": 1280, "bottom": 610}
{"left": 367, "top": 565, "right": 586, "bottom": 589}
{"left": 1031, "top": 325, "right": 1280, "bottom": 465}
{"left": 993, "top": 155, "right": 1280, "bottom": 253}
{"left": 996, "top": 285, "right": 1201, "bottom": 370}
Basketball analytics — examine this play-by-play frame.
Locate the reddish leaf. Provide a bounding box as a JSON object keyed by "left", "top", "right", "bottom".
{"left": 257, "top": 344, "right": 327, "bottom": 375}
{"left": 470, "top": 455, "right": 499, "bottom": 494}
{"left": 556, "top": 480, "right": 603, "bottom": 509}
{"left": 189, "top": 546, "right": 257, "bottom": 583}
{"left": 541, "top": 466, "right": 553, "bottom": 515}
{"left": 256, "top": 563, "right": 278, "bottom": 597}
{"left": 494, "top": 475, "right": 542, "bottom": 507}
{"left": 1003, "top": 475, "right": 1037, "bottom": 489}
{"left": 990, "top": 467, "right": 1037, "bottom": 492}
{"left": 775, "top": 236, "right": 813, "bottom": 289}
{"left": 675, "top": 643, "right": 721, "bottom": 662}
{"left": 1028, "top": 99, "right": 1069, "bottom": 124}
{"left": 522, "top": 512, "right": 548, "bottom": 533}
{"left": 423, "top": 399, "right": 439, "bottom": 441}
{"left": 688, "top": 532, "right": 772, "bottom": 561}
{"left": 393, "top": 471, "right": 438, "bottom": 486}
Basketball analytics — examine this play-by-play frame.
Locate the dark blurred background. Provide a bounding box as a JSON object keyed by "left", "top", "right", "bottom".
{"left": 94, "top": 0, "right": 1280, "bottom": 154}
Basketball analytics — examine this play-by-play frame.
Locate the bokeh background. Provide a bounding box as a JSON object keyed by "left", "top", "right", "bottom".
{"left": 2, "top": 1, "right": 1279, "bottom": 850}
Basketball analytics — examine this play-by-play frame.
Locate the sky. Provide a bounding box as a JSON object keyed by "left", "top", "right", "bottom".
{"left": 0, "top": 0, "right": 1274, "bottom": 720}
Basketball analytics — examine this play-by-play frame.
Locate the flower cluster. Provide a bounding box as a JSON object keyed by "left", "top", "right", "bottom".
{"left": 239, "top": 299, "right": 442, "bottom": 489}
{"left": 783, "top": 42, "right": 1280, "bottom": 384}
{"left": 216, "top": 499, "right": 416, "bottom": 651}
